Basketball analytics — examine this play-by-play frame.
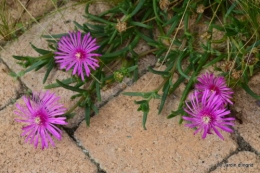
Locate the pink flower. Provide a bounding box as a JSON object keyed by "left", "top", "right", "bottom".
{"left": 195, "top": 73, "right": 233, "bottom": 104}
{"left": 183, "top": 90, "right": 235, "bottom": 140}
{"left": 55, "top": 31, "right": 101, "bottom": 81}
{"left": 14, "top": 91, "right": 67, "bottom": 149}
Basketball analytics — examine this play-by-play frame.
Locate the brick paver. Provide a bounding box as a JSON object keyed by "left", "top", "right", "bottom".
{"left": 75, "top": 72, "right": 238, "bottom": 173}
{"left": 7, "top": 0, "right": 54, "bottom": 22}
{"left": 0, "top": 99, "right": 97, "bottom": 173}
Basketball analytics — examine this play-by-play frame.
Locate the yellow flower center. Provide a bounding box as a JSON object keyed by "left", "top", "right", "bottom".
{"left": 202, "top": 116, "right": 211, "bottom": 124}
{"left": 75, "top": 52, "right": 81, "bottom": 59}
{"left": 34, "top": 117, "right": 41, "bottom": 124}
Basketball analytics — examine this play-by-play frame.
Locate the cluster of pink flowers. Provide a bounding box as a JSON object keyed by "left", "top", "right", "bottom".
{"left": 182, "top": 73, "right": 235, "bottom": 140}
{"left": 15, "top": 31, "right": 101, "bottom": 149}
{"left": 14, "top": 31, "right": 235, "bottom": 150}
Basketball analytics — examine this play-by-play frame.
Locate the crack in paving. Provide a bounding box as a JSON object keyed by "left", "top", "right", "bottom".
{"left": 208, "top": 129, "right": 259, "bottom": 172}
{"left": 0, "top": 82, "right": 40, "bottom": 111}
{"left": 62, "top": 127, "right": 107, "bottom": 173}
{"left": 0, "top": 57, "right": 30, "bottom": 92}
{"left": 61, "top": 78, "right": 139, "bottom": 172}
{"left": 69, "top": 81, "right": 134, "bottom": 134}
{"left": 0, "top": 93, "right": 20, "bottom": 111}
{"left": 0, "top": 57, "right": 29, "bottom": 110}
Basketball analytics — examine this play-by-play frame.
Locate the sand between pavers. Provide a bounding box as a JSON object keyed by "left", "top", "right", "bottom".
{"left": 0, "top": 99, "right": 97, "bottom": 173}
{"left": 75, "top": 71, "right": 238, "bottom": 173}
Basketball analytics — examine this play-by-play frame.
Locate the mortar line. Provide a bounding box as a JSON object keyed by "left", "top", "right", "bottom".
{"left": 0, "top": 92, "right": 23, "bottom": 112}
{"left": 0, "top": 56, "right": 31, "bottom": 90}
{"left": 0, "top": 57, "right": 30, "bottom": 110}
{"left": 208, "top": 129, "right": 259, "bottom": 172}
{"left": 62, "top": 126, "right": 107, "bottom": 173}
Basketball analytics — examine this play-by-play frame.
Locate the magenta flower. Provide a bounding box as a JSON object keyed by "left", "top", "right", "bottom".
{"left": 55, "top": 31, "right": 101, "bottom": 81}
{"left": 14, "top": 91, "right": 67, "bottom": 149}
{"left": 183, "top": 90, "right": 235, "bottom": 140}
{"left": 195, "top": 73, "right": 233, "bottom": 104}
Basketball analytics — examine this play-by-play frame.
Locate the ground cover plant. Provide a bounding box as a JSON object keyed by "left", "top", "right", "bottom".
{"left": 11, "top": 0, "right": 260, "bottom": 149}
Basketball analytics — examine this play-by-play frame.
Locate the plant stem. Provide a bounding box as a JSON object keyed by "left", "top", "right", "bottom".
{"left": 38, "top": 52, "right": 54, "bottom": 59}
{"left": 230, "top": 37, "right": 244, "bottom": 54}
{"left": 65, "top": 96, "right": 85, "bottom": 117}
{"left": 138, "top": 48, "right": 159, "bottom": 58}
{"left": 154, "top": 59, "right": 177, "bottom": 92}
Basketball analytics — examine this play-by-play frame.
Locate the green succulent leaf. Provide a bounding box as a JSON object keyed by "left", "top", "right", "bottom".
{"left": 30, "top": 43, "right": 52, "bottom": 55}
{"left": 158, "top": 79, "right": 170, "bottom": 114}
{"left": 85, "top": 105, "right": 91, "bottom": 127}
{"left": 241, "top": 83, "right": 260, "bottom": 100}
{"left": 42, "top": 33, "right": 68, "bottom": 39}
{"left": 43, "top": 58, "right": 55, "bottom": 84}
{"left": 44, "top": 77, "right": 77, "bottom": 89}
{"left": 167, "top": 108, "right": 185, "bottom": 119}
{"left": 134, "top": 100, "right": 150, "bottom": 130}
{"left": 148, "top": 66, "right": 170, "bottom": 77}
{"left": 56, "top": 79, "right": 87, "bottom": 93}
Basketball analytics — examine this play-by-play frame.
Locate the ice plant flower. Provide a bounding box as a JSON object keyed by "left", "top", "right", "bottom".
{"left": 14, "top": 91, "right": 67, "bottom": 149}
{"left": 55, "top": 31, "right": 101, "bottom": 81}
{"left": 183, "top": 90, "right": 235, "bottom": 140}
{"left": 195, "top": 73, "right": 233, "bottom": 104}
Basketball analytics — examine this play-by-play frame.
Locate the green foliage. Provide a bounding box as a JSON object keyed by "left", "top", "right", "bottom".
{"left": 123, "top": 91, "right": 160, "bottom": 129}
{"left": 12, "top": 0, "right": 260, "bottom": 128}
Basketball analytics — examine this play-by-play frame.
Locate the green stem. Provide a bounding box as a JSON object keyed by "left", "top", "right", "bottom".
{"left": 38, "top": 52, "right": 54, "bottom": 59}
{"left": 65, "top": 96, "right": 85, "bottom": 117}
{"left": 154, "top": 38, "right": 187, "bottom": 92}
{"left": 169, "top": 63, "right": 192, "bottom": 94}
{"left": 138, "top": 48, "right": 159, "bottom": 58}
{"left": 230, "top": 37, "right": 244, "bottom": 54}
{"left": 154, "top": 59, "right": 177, "bottom": 92}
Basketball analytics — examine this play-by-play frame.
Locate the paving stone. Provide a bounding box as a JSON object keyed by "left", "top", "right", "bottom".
{"left": 88, "top": 3, "right": 112, "bottom": 15}
{"left": 212, "top": 151, "right": 260, "bottom": 173}
{"left": 232, "top": 72, "right": 260, "bottom": 153}
{"left": 0, "top": 62, "right": 21, "bottom": 109}
{"left": 6, "top": 0, "right": 54, "bottom": 22}
{"left": 75, "top": 72, "right": 238, "bottom": 173}
{"left": 0, "top": 99, "right": 97, "bottom": 173}
{"left": 0, "top": 2, "right": 156, "bottom": 128}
